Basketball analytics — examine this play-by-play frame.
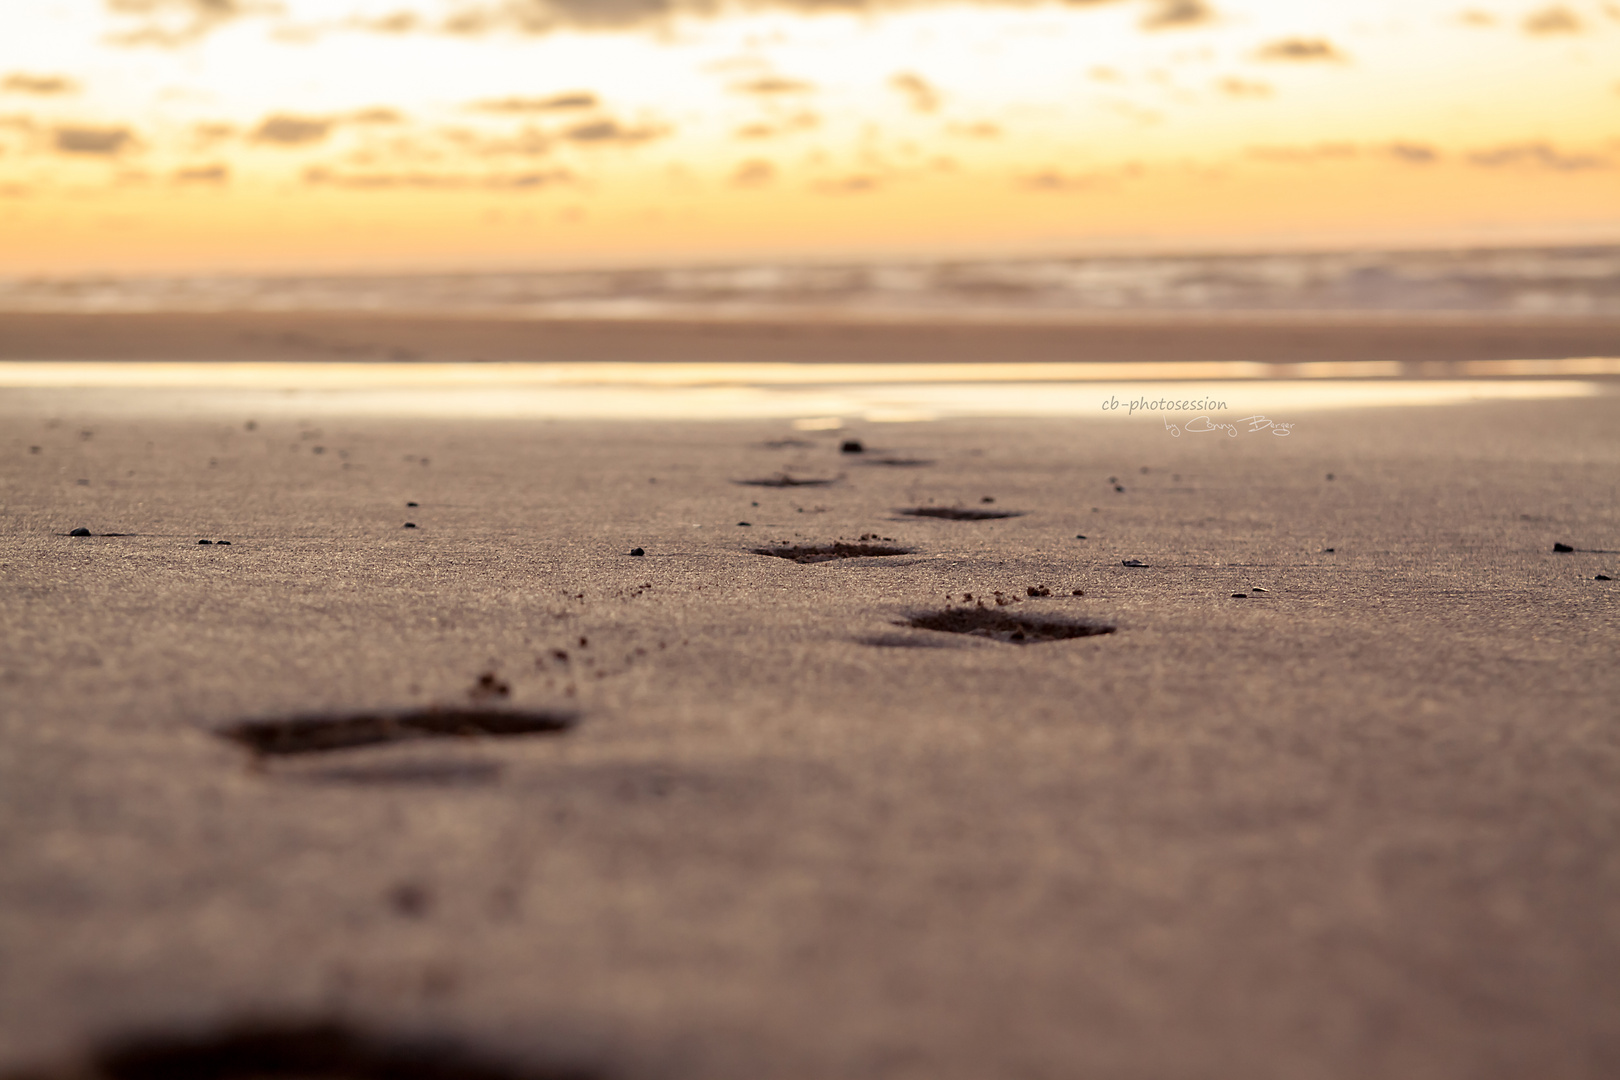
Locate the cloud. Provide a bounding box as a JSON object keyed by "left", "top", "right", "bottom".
{"left": 1017, "top": 161, "right": 1142, "bottom": 191}
{"left": 1141, "top": 0, "right": 1214, "bottom": 30}
{"left": 735, "top": 112, "right": 819, "bottom": 138}
{"left": 561, "top": 118, "right": 664, "bottom": 144}
{"left": 1255, "top": 38, "right": 1347, "bottom": 62}
{"left": 730, "top": 76, "right": 815, "bottom": 96}
{"left": 1456, "top": 9, "right": 1495, "bottom": 26}
{"left": 350, "top": 10, "right": 421, "bottom": 32}
{"left": 731, "top": 158, "right": 775, "bottom": 186}
{"left": 1523, "top": 6, "right": 1582, "bottom": 33}
{"left": 1244, "top": 141, "right": 1440, "bottom": 165}
{"left": 1467, "top": 140, "right": 1608, "bottom": 170}
{"left": 947, "top": 120, "right": 1001, "bottom": 138}
{"left": 2, "top": 73, "right": 79, "bottom": 95}
{"left": 106, "top": 0, "right": 276, "bottom": 46}
{"left": 304, "top": 165, "right": 574, "bottom": 189}
{"left": 174, "top": 163, "right": 228, "bottom": 183}
{"left": 251, "top": 114, "right": 333, "bottom": 145}
{"left": 889, "top": 72, "right": 939, "bottom": 113}
{"left": 415, "top": 0, "right": 1132, "bottom": 37}
{"left": 448, "top": 125, "right": 553, "bottom": 155}
{"left": 350, "top": 107, "right": 405, "bottom": 124}
{"left": 54, "top": 125, "right": 137, "bottom": 155}
{"left": 813, "top": 174, "right": 881, "bottom": 194}
{"left": 1216, "top": 76, "right": 1271, "bottom": 97}
{"left": 471, "top": 92, "right": 599, "bottom": 112}
{"left": 1384, "top": 141, "right": 1439, "bottom": 164}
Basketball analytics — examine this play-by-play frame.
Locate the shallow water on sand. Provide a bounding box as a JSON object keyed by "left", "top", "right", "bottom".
{"left": 0, "top": 360, "right": 1607, "bottom": 421}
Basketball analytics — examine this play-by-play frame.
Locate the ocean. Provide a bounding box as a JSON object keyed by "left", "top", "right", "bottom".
{"left": 3, "top": 245, "right": 1617, "bottom": 319}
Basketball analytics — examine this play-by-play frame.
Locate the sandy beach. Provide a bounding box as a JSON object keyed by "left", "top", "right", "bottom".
{"left": 5, "top": 310, "right": 1620, "bottom": 367}
{"left": 2, "top": 315, "right": 1618, "bottom": 1078}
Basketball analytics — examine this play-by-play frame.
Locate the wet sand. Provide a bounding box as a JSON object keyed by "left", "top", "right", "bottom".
{"left": 5, "top": 310, "right": 1620, "bottom": 366}
{"left": 2, "top": 342, "right": 1619, "bottom": 1078}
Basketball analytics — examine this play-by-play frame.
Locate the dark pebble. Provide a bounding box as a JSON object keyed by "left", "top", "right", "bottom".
{"left": 1324, "top": 547, "right": 1335, "bottom": 553}
{"left": 630, "top": 548, "right": 645, "bottom": 556}
{"left": 1232, "top": 593, "right": 1247, "bottom": 598}
{"left": 981, "top": 496, "right": 995, "bottom": 503}
{"left": 68, "top": 527, "right": 91, "bottom": 537}
{"left": 1326, "top": 473, "right": 1335, "bottom": 480}
{"left": 1122, "top": 559, "right": 1148, "bottom": 567}
{"left": 406, "top": 501, "right": 418, "bottom": 507}
{"left": 1598, "top": 575, "right": 1613, "bottom": 581}
{"left": 1072, "top": 589, "right": 1084, "bottom": 596}
{"left": 198, "top": 539, "right": 212, "bottom": 545}
{"left": 1075, "top": 534, "right": 1087, "bottom": 539}
{"left": 1553, "top": 542, "right": 1574, "bottom": 552}
{"left": 738, "top": 521, "right": 751, "bottom": 527}
{"left": 403, "top": 522, "right": 417, "bottom": 529}
{"left": 841, "top": 440, "right": 864, "bottom": 454}
{"left": 1114, "top": 485, "right": 1125, "bottom": 493}
{"left": 218, "top": 540, "right": 230, "bottom": 545}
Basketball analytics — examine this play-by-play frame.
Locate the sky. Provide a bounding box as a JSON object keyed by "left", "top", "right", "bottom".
{"left": 1, "top": 0, "right": 1617, "bottom": 273}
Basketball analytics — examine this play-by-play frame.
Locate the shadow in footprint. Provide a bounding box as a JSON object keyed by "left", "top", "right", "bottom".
{"left": 735, "top": 475, "right": 836, "bottom": 488}
{"left": 903, "top": 608, "right": 1115, "bottom": 644}
{"left": 220, "top": 708, "right": 577, "bottom": 757}
{"left": 754, "top": 543, "right": 912, "bottom": 564}
{"left": 0, "top": 1019, "right": 598, "bottom": 1080}
{"left": 863, "top": 458, "right": 935, "bottom": 467}
{"left": 899, "top": 507, "right": 1023, "bottom": 521}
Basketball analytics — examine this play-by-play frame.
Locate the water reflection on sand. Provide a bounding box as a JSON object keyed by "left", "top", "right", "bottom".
{"left": 0, "top": 359, "right": 1609, "bottom": 421}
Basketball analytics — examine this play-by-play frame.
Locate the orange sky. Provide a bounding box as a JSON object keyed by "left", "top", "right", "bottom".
{"left": 2, "top": 0, "right": 1617, "bottom": 272}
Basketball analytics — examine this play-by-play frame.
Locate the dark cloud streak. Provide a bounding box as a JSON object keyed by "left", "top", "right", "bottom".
{"left": 1523, "top": 6, "right": 1582, "bottom": 34}
{"left": 251, "top": 114, "right": 333, "bottom": 145}
{"left": 471, "top": 93, "right": 599, "bottom": 112}
{"left": 54, "top": 125, "right": 137, "bottom": 155}
{"left": 2, "top": 74, "right": 80, "bottom": 95}
{"left": 1468, "top": 141, "right": 1608, "bottom": 170}
{"left": 1255, "top": 37, "right": 1347, "bottom": 62}
{"left": 1140, "top": 0, "right": 1213, "bottom": 30}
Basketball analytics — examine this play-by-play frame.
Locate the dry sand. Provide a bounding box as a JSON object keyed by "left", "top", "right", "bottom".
{"left": 1, "top": 319, "right": 1619, "bottom": 1080}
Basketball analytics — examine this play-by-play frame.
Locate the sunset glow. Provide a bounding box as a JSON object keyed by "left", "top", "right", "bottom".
{"left": 4, "top": 0, "right": 1618, "bottom": 272}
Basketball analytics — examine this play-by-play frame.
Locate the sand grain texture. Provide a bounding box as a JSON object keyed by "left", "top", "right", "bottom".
{"left": 2, "top": 389, "right": 1619, "bottom": 1080}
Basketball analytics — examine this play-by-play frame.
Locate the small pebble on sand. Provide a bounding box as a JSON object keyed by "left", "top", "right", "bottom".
{"left": 630, "top": 548, "right": 645, "bottom": 556}
{"left": 841, "top": 440, "right": 864, "bottom": 454}
{"left": 1122, "top": 559, "right": 1148, "bottom": 567}
{"left": 69, "top": 527, "right": 90, "bottom": 537}
{"left": 403, "top": 522, "right": 417, "bottom": 529}
{"left": 1553, "top": 542, "right": 1574, "bottom": 552}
